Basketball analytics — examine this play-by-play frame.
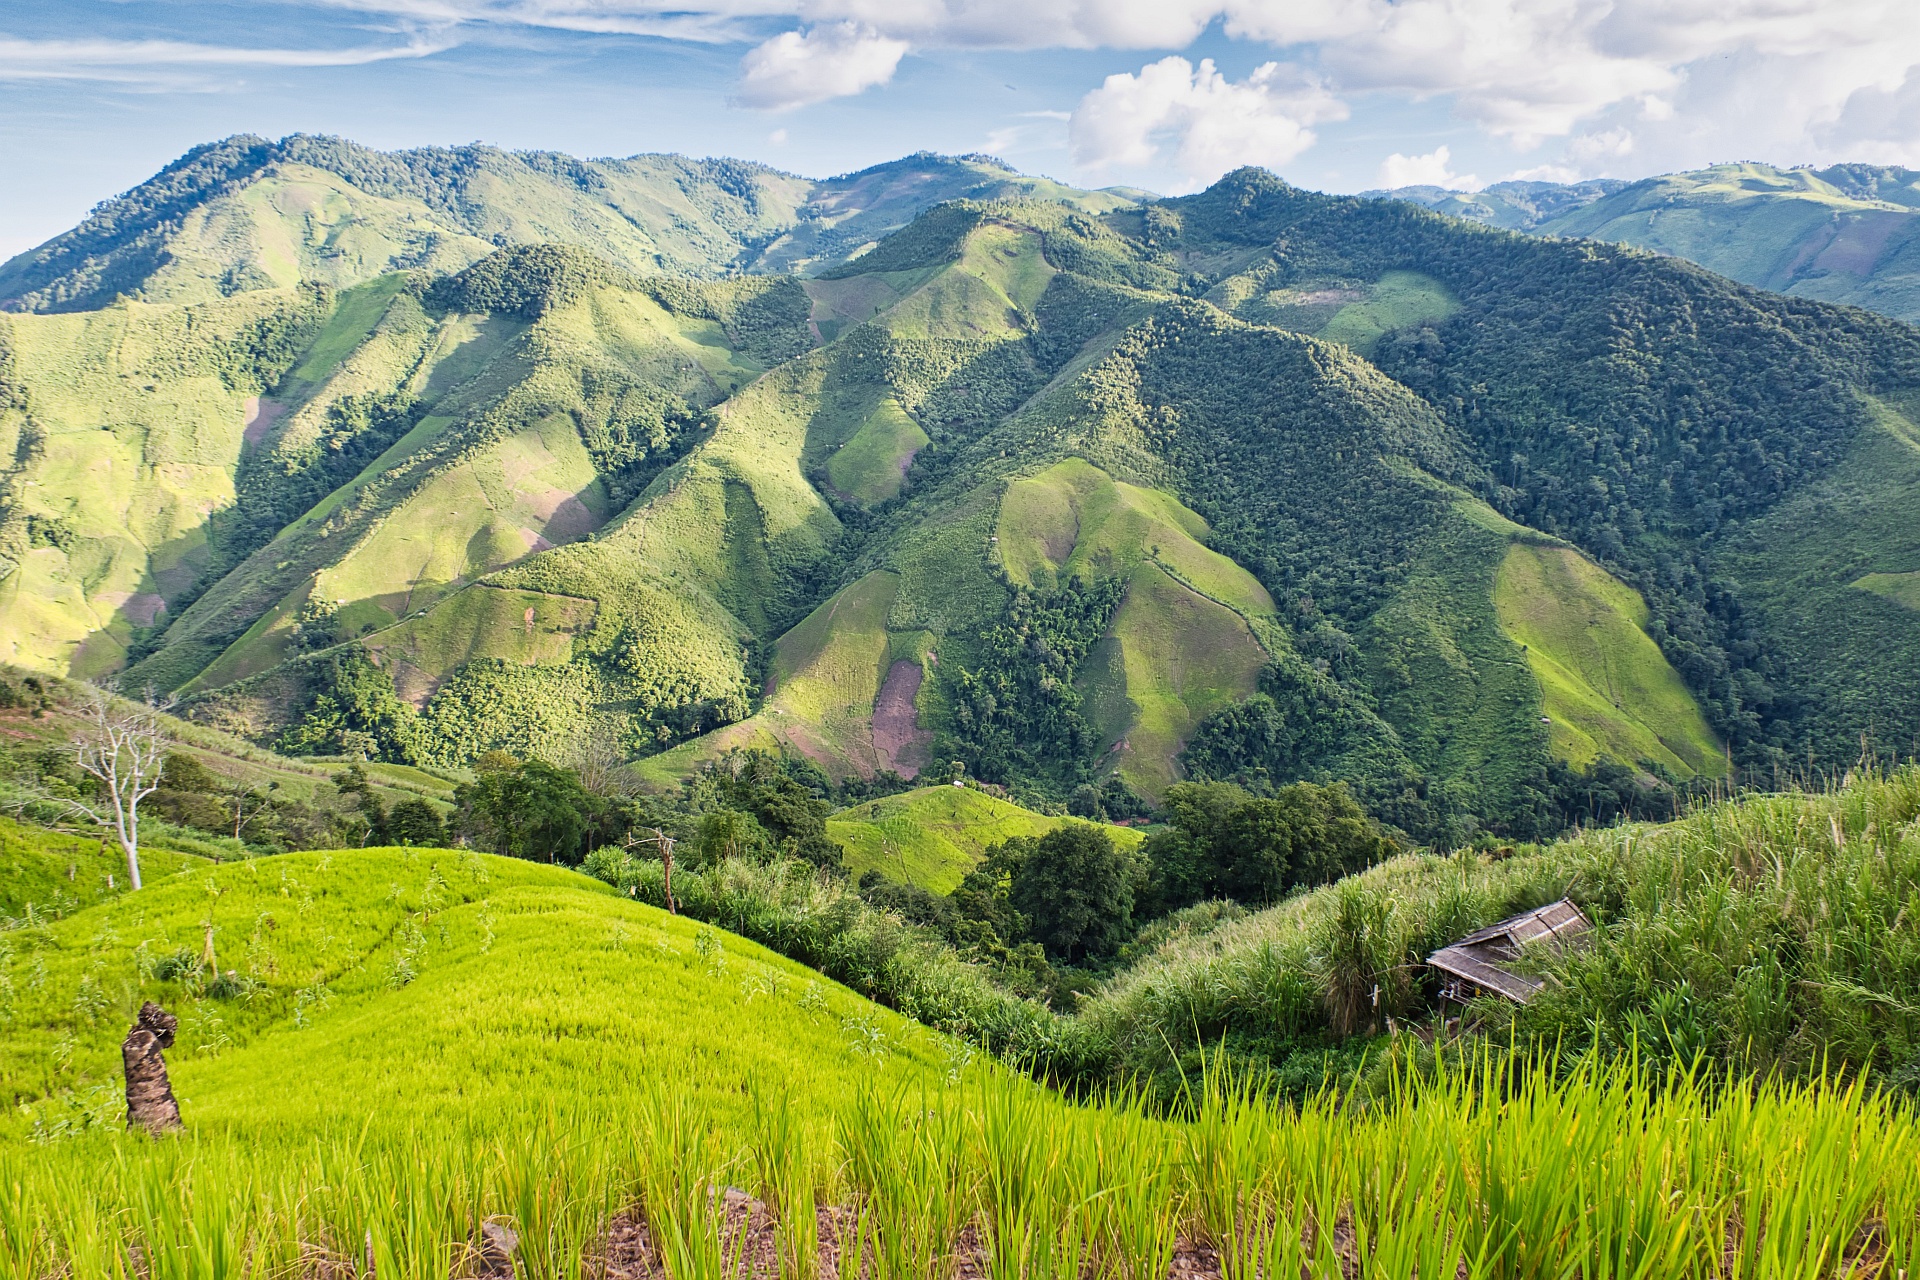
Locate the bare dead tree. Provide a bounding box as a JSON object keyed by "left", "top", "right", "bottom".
{"left": 71, "top": 687, "right": 170, "bottom": 892}
{"left": 569, "top": 732, "right": 638, "bottom": 800}
{"left": 627, "top": 826, "right": 677, "bottom": 913}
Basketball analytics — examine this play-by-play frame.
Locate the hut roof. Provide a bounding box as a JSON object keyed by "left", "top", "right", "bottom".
{"left": 1427, "top": 897, "right": 1592, "bottom": 1005}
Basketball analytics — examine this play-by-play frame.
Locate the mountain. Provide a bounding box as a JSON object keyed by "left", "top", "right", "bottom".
{"left": 0, "top": 134, "right": 1144, "bottom": 314}
{"left": 1376, "top": 162, "right": 1920, "bottom": 322}
{"left": 7, "top": 143, "right": 1920, "bottom": 844}
{"left": 1359, "top": 177, "right": 1628, "bottom": 230}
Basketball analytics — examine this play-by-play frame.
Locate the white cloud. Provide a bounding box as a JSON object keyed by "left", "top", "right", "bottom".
{"left": 1377, "top": 145, "right": 1482, "bottom": 191}
{"left": 1070, "top": 57, "right": 1346, "bottom": 190}
{"left": 66, "top": 0, "right": 1920, "bottom": 177}
{"left": 0, "top": 34, "right": 451, "bottom": 82}
{"left": 1504, "top": 163, "right": 1584, "bottom": 183}
{"left": 732, "top": 22, "right": 907, "bottom": 110}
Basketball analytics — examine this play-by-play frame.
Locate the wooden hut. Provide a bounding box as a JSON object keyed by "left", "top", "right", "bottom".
{"left": 1427, "top": 898, "right": 1592, "bottom": 1005}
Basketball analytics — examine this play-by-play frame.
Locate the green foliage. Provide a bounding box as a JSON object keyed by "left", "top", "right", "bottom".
{"left": 817, "top": 203, "right": 986, "bottom": 279}
{"left": 1005, "top": 824, "right": 1136, "bottom": 964}
{"left": 452, "top": 756, "right": 606, "bottom": 865}
{"left": 686, "top": 749, "right": 843, "bottom": 871}
{"left": 943, "top": 577, "right": 1128, "bottom": 792}
{"left": 214, "top": 386, "right": 424, "bottom": 580}
{"left": 276, "top": 652, "right": 420, "bottom": 762}
{"left": 426, "top": 244, "right": 632, "bottom": 319}
{"left": 1142, "top": 779, "right": 1397, "bottom": 913}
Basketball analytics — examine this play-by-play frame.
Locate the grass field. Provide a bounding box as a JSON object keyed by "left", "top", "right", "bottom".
{"left": 826, "top": 398, "right": 929, "bottom": 506}
{"left": 1, "top": 806, "right": 1917, "bottom": 1276}
{"left": 1314, "top": 270, "right": 1461, "bottom": 355}
{"left": 828, "top": 784, "right": 1145, "bottom": 892}
{"left": 1493, "top": 540, "right": 1724, "bottom": 777}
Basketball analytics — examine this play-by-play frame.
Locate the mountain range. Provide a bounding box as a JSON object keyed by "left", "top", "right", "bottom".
{"left": 5, "top": 138, "right": 1920, "bottom": 842}
{"left": 1374, "top": 161, "right": 1920, "bottom": 322}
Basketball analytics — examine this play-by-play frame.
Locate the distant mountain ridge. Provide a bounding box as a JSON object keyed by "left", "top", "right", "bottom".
{"left": 1374, "top": 161, "right": 1920, "bottom": 321}
{"left": 0, "top": 134, "right": 1145, "bottom": 314}
{"left": 7, "top": 143, "right": 1920, "bottom": 846}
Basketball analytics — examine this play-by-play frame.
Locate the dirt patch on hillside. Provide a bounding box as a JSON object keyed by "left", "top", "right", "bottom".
{"left": 871, "top": 660, "right": 931, "bottom": 778}
{"left": 243, "top": 396, "right": 288, "bottom": 446}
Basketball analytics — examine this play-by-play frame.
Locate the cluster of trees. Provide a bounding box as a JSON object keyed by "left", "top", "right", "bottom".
{"left": 858, "top": 776, "right": 1397, "bottom": 1005}
{"left": 1138, "top": 779, "right": 1399, "bottom": 915}
{"left": 943, "top": 577, "right": 1128, "bottom": 797}
{"left": 448, "top": 746, "right": 850, "bottom": 871}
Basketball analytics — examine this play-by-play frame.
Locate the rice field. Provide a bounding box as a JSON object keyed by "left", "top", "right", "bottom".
{"left": 3, "top": 1050, "right": 1915, "bottom": 1278}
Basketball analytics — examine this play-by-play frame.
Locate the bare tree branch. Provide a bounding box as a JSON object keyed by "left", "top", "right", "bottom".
{"left": 70, "top": 686, "right": 170, "bottom": 891}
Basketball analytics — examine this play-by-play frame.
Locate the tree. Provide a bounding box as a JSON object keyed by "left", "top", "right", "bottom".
{"left": 1008, "top": 824, "right": 1135, "bottom": 965}
{"left": 1143, "top": 779, "right": 1396, "bottom": 914}
{"left": 694, "top": 809, "right": 773, "bottom": 868}
{"left": 454, "top": 758, "right": 594, "bottom": 864}
{"left": 385, "top": 798, "right": 446, "bottom": 846}
{"left": 71, "top": 689, "right": 169, "bottom": 891}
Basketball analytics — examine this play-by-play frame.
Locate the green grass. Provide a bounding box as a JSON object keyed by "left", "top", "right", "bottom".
{"left": 650, "top": 571, "right": 900, "bottom": 783}
{"left": 1360, "top": 504, "right": 1557, "bottom": 824}
{"left": 2, "top": 794, "right": 1918, "bottom": 1276}
{"left": 1712, "top": 394, "right": 1920, "bottom": 762}
{"left": 0, "top": 817, "right": 209, "bottom": 918}
{"left": 0, "top": 291, "right": 320, "bottom": 678}
{"left": 362, "top": 584, "right": 597, "bottom": 682}
{"left": 0, "top": 836, "right": 948, "bottom": 1129}
{"left": 877, "top": 221, "right": 1056, "bottom": 341}
{"left": 1854, "top": 569, "right": 1920, "bottom": 609}
{"left": 1493, "top": 540, "right": 1724, "bottom": 777}
{"left": 825, "top": 398, "right": 929, "bottom": 505}
{"left": 137, "top": 162, "right": 495, "bottom": 307}
{"left": 282, "top": 273, "right": 411, "bottom": 389}
{"left": 828, "top": 784, "right": 1145, "bottom": 892}
{"left": 1314, "top": 270, "right": 1460, "bottom": 354}
{"left": 1083, "top": 765, "right": 1920, "bottom": 1088}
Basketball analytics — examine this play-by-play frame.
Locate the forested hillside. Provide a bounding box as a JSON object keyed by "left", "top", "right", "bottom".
{"left": 5, "top": 144, "right": 1920, "bottom": 845}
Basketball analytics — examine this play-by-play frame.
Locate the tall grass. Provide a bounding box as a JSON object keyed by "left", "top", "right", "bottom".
{"left": 5, "top": 1048, "right": 1915, "bottom": 1279}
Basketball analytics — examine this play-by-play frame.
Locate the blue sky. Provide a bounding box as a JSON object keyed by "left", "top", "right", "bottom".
{"left": 3, "top": 0, "right": 1918, "bottom": 258}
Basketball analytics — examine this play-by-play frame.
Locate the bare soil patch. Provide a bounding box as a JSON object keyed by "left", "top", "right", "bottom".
{"left": 871, "top": 660, "right": 931, "bottom": 778}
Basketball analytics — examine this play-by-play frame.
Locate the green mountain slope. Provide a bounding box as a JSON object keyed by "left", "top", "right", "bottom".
{"left": 1380, "top": 162, "right": 1920, "bottom": 323}
{"left": 11, "top": 149, "right": 1920, "bottom": 842}
{"left": 0, "top": 287, "right": 329, "bottom": 676}
{"left": 0, "top": 824, "right": 946, "bottom": 1133}
{"left": 827, "top": 783, "right": 1145, "bottom": 893}
{"left": 0, "top": 135, "right": 1142, "bottom": 315}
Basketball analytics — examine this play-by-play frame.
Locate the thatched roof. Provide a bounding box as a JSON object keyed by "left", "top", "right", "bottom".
{"left": 1427, "top": 898, "right": 1592, "bottom": 1004}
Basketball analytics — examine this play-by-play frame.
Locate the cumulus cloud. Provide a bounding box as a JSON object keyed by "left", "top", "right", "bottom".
{"left": 1377, "top": 146, "right": 1482, "bottom": 191}
{"left": 1071, "top": 57, "right": 1346, "bottom": 190}
{"left": 70, "top": 0, "right": 1920, "bottom": 175}
{"left": 733, "top": 21, "right": 907, "bottom": 110}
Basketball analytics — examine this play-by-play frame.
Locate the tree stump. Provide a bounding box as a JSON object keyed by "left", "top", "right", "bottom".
{"left": 123, "top": 1001, "right": 182, "bottom": 1133}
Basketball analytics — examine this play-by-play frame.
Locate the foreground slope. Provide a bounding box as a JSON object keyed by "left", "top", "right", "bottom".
{"left": 1, "top": 833, "right": 946, "bottom": 1131}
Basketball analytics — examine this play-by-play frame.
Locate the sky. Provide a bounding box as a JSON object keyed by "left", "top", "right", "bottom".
{"left": 3, "top": 1, "right": 1920, "bottom": 259}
